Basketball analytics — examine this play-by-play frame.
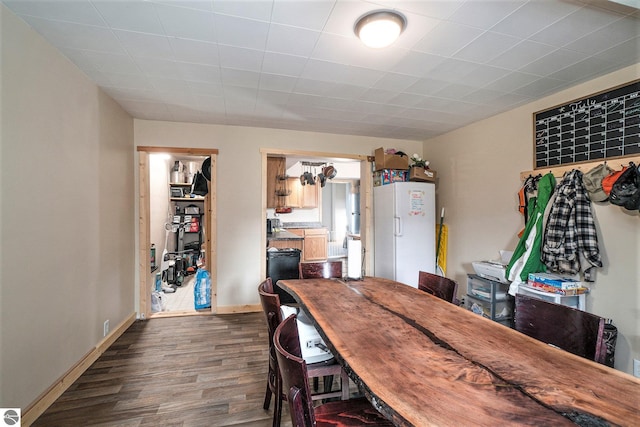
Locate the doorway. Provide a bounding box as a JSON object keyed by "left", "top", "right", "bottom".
{"left": 137, "top": 147, "right": 218, "bottom": 319}
{"left": 261, "top": 148, "right": 372, "bottom": 280}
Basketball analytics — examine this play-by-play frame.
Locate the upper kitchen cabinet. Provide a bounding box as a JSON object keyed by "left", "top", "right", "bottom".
{"left": 287, "top": 177, "right": 319, "bottom": 209}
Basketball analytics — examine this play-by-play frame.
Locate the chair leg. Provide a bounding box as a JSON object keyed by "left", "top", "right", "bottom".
{"left": 263, "top": 382, "right": 272, "bottom": 410}
{"left": 323, "top": 375, "right": 334, "bottom": 393}
{"left": 273, "top": 381, "right": 283, "bottom": 427}
{"left": 340, "top": 369, "right": 350, "bottom": 400}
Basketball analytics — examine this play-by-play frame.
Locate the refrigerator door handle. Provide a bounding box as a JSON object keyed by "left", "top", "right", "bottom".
{"left": 394, "top": 216, "right": 402, "bottom": 236}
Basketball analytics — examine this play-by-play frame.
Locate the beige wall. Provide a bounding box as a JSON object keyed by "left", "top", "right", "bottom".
{"left": 0, "top": 5, "right": 135, "bottom": 409}
{"left": 134, "top": 120, "right": 423, "bottom": 309}
{"left": 425, "top": 64, "right": 640, "bottom": 375}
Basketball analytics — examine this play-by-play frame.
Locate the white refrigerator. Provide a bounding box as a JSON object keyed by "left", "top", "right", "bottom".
{"left": 374, "top": 182, "right": 436, "bottom": 287}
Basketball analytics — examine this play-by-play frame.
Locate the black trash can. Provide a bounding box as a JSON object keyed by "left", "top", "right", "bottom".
{"left": 266, "top": 248, "right": 301, "bottom": 304}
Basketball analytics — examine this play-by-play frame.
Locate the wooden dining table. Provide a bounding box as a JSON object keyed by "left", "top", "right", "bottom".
{"left": 278, "top": 276, "right": 640, "bottom": 427}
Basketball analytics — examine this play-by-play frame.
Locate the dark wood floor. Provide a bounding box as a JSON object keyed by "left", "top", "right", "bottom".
{"left": 33, "top": 313, "right": 293, "bottom": 427}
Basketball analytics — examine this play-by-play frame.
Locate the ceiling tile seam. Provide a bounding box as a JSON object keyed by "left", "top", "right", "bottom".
{"left": 255, "top": 0, "right": 286, "bottom": 115}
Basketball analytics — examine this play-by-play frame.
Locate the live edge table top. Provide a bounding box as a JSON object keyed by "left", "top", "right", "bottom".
{"left": 278, "top": 277, "right": 640, "bottom": 427}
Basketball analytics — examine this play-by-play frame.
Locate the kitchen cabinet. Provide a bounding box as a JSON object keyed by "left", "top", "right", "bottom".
{"left": 287, "top": 177, "right": 319, "bottom": 208}
{"left": 287, "top": 228, "right": 327, "bottom": 261}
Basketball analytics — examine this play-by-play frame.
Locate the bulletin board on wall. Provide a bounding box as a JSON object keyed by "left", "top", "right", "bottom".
{"left": 533, "top": 79, "right": 640, "bottom": 170}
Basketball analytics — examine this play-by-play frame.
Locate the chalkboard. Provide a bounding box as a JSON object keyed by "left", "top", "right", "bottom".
{"left": 533, "top": 80, "right": 640, "bottom": 169}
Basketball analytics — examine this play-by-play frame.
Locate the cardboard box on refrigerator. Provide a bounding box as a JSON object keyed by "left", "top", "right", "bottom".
{"left": 374, "top": 147, "right": 409, "bottom": 171}
{"left": 409, "top": 167, "right": 436, "bottom": 182}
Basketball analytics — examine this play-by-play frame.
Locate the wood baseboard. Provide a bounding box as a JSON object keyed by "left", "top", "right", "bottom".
{"left": 22, "top": 312, "right": 136, "bottom": 426}
{"left": 217, "top": 304, "right": 261, "bottom": 314}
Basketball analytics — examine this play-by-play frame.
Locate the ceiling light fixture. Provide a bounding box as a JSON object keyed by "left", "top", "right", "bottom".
{"left": 354, "top": 10, "right": 406, "bottom": 49}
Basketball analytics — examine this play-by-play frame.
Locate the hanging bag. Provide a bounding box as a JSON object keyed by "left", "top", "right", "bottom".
{"left": 191, "top": 170, "right": 208, "bottom": 196}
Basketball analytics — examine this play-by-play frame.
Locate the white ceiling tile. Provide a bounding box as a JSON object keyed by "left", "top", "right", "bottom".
{"left": 257, "top": 89, "right": 291, "bottom": 105}
{"left": 425, "top": 58, "right": 478, "bottom": 83}
{"left": 188, "top": 81, "right": 224, "bottom": 97}
{"left": 5, "top": 0, "right": 106, "bottom": 26}
{"left": 490, "top": 0, "right": 580, "bottom": 39}
{"left": 406, "top": 77, "right": 449, "bottom": 96}
{"left": 594, "top": 37, "right": 640, "bottom": 65}
{"left": 458, "top": 63, "right": 510, "bottom": 87}
{"left": 529, "top": 5, "right": 624, "bottom": 47}
{"left": 447, "top": 0, "right": 524, "bottom": 30}
{"left": 391, "top": 12, "right": 440, "bottom": 50}
{"left": 294, "top": 78, "right": 336, "bottom": 96}
{"left": 563, "top": 16, "right": 640, "bottom": 55}
{"left": 114, "top": 30, "right": 174, "bottom": 58}
{"left": 453, "top": 31, "right": 522, "bottom": 63}
{"left": 101, "top": 72, "right": 154, "bottom": 90}
{"left": 92, "top": 1, "right": 164, "bottom": 34}
{"left": 323, "top": 0, "right": 374, "bottom": 37}
{"left": 373, "top": 72, "right": 420, "bottom": 92}
{"left": 155, "top": 3, "right": 217, "bottom": 41}
{"left": 271, "top": 0, "right": 334, "bottom": 30}
{"left": 483, "top": 71, "right": 541, "bottom": 93}
{"left": 169, "top": 38, "right": 220, "bottom": 65}
{"left": 220, "top": 68, "right": 261, "bottom": 89}
{"left": 217, "top": 45, "right": 264, "bottom": 71}
{"left": 388, "top": 92, "right": 425, "bottom": 108}
{"left": 18, "top": 15, "right": 124, "bottom": 53}
{"left": 373, "top": 0, "right": 464, "bottom": 20}
{"left": 311, "top": 32, "right": 363, "bottom": 64}
{"left": 81, "top": 51, "right": 140, "bottom": 75}
{"left": 133, "top": 56, "right": 183, "bottom": 78}
{"left": 214, "top": 13, "right": 270, "bottom": 49}
{"left": 548, "top": 55, "right": 627, "bottom": 82}
{"left": 412, "top": 21, "right": 484, "bottom": 57}
{"left": 146, "top": 76, "right": 192, "bottom": 93}
{"left": 261, "top": 52, "right": 308, "bottom": 76}
{"left": 358, "top": 88, "right": 400, "bottom": 103}
{"left": 391, "top": 51, "right": 446, "bottom": 77}
{"left": 259, "top": 73, "right": 298, "bottom": 92}
{"left": 462, "top": 88, "right": 508, "bottom": 104}
{"left": 154, "top": 1, "right": 214, "bottom": 13}
{"left": 301, "top": 59, "right": 351, "bottom": 83}
{"left": 213, "top": 0, "right": 273, "bottom": 21}
{"left": 179, "top": 62, "right": 222, "bottom": 83}
{"left": 266, "top": 23, "right": 321, "bottom": 57}
{"left": 488, "top": 39, "right": 556, "bottom": 70}
{"left": 431, "top": 83, "right": 476, "bottom": 100}
{"left": 512, "top": 76, "right": 568, "bottom": 97}
{"left": 519, "top": 48, "right": 588, "bottom": 75}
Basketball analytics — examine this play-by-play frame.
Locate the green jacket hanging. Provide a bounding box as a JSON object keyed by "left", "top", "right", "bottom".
{"left": 506, "top": 173, "right": 556, "bottom": 293}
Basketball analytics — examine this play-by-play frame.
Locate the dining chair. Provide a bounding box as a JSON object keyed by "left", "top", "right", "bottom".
{"left": 275, "top": 314, "right": 394, "bottom": 427}
{"left": 258, "top": 279, "right": 349, "bottom": 427}
{"left": 417, "top": 271, "right": 459, "bottom": 304}
{"left": 514, "top": 293, "right": 607, "bottom": 364}
{"left": 298, "top": 261, "right": 343, "bottom": 279}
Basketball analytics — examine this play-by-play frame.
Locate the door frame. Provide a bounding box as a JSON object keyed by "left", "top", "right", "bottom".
{"left": 261, "top": 148, "right": 373, "bottom": 278}
{"left": 137, "top": 146, "right": 218, "bottom": 319}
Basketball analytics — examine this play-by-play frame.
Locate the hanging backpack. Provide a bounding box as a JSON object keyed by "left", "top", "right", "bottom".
{"left": 191, "top": 170, "right": 208, "bottom": 196}
{"left": 609, "top": 162, "right": 640, "bottom": 210}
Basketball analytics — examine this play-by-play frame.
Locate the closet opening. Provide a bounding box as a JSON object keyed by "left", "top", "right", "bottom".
{"left": 137, "top": 147, "right": 218, "bottom": 319}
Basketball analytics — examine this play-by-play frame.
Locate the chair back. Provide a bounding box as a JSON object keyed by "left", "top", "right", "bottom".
{"left": 418, "top": 271, "right": 458, "bottom": 303}
{"left": 299, "top": 261, "right": 342, "bottom": 279}
{"left": 514, "top": 294, "right": 606, "bottom": 364}
{"left": 274, "top": 314, "right": 315, "bottom": 426}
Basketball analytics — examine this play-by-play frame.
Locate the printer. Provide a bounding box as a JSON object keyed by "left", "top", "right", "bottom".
{"left": 471, "top": 251, "right": 513, "bottom": 284}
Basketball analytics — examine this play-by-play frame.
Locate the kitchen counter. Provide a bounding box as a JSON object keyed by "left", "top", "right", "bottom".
{"left": 281, "top": 222, "right": 324, "bottom": 229}
{"left": 267, "top": 230, "right": 304, "bottom": 241}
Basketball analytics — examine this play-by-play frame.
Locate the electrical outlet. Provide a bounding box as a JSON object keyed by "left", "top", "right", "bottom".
{"left": 103, "top": 320, "right": 110, "bottom": 337}
{"left": 634, "top": 359, "right": 640, "bottom": 378}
